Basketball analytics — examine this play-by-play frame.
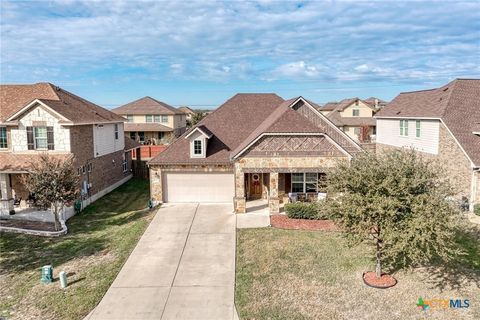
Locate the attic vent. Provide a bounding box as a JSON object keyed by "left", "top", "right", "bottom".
{"left": 443, "top": 87, "right": 449, "bottom": 92}
{"left": 55, "top": 86, "right": 61, "bottom": 91}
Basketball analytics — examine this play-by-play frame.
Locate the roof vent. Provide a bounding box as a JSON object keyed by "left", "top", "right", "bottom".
{"left": 443, "top": 87, "right": 449, "bottom": 92}
{"left": 55, "top": 86, "right": 61, "bottom": 91}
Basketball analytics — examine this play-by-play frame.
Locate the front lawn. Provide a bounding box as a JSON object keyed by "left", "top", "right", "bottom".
{"left": 0, "top": 178, "right": 153, "bottom": 320}
{"left": 236, "top": 228, "right": 480, "bottom": 320}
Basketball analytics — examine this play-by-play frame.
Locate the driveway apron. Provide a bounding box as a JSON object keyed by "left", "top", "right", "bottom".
{"left": 87, "top": 203, "right": 236, "bottom": 320}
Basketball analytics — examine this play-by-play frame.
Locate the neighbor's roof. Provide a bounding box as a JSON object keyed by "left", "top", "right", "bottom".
{"left": 0, "top": 83, "right": 125, "bottom": 124}
{"left": 319, "top": 97, "right": 385, "bottom": 113}
{"left": 376, "top": 79, "right": 480, "bottom": 166}
{"left": 149, "top": 93, "right": 285, "bottom": 165}
{"left": 124, "top": 137, "right": 141, "bottom": 151}
{"left": 327, "top": 111, "right": 376, "bottom": 127}
{"left": 178, "top": 106, "right": 195, "bottom": 114}
{"left": 124, "top": 123, "right": 173, "bottom": 132}
{"left": 112, "top": 96, "right": 182, "bottom": 115}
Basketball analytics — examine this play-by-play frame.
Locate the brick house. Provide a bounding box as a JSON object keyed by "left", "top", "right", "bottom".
{"left": 0, "top": 83, "right": 137, "bottom": 216}
{"left": 375, "top": 79, "right": 480, "bottom": 210}
{"left": 112, "top": 96, "right": 187, "bottom": 145}
{"left": 148, "top": 94, "right": 362, "bottom": 214}
{"left": 318, "top": 97, "right": 386, "bottom": 143}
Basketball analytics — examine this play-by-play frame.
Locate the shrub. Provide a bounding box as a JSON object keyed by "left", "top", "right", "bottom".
{"left": 475, "top": 204, "right": 480, "bottom": 216}
{"left": 285, "top": 202, "right": 330, "bottom": 220}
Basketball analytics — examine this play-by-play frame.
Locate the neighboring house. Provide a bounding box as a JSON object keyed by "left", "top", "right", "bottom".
{"left": 178, "top": 106, "right": 195, "bottom": 121}
{"left": 376, "top": 79, "right": 480, "bottom": 210}
{"left": 112, "top": 96, "right": 186, "bottom": 145}
{"left": 318, "top": 97, "right": 386, "bottom": 142}
{"left": 149, "top": 94, "right": 362, "bottom": 214}
{"left": 0, "top": 83, "right": 136, "bottom": 216}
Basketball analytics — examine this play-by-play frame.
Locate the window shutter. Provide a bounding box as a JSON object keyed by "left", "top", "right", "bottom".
{"left": 47, "top": 126, "right": 54, "bottom": 150}
{"left": 26, "top": 126, "right": 34, "bottom": 150}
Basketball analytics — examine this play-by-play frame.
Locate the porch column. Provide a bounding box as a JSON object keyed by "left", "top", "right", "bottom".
{"left": 234, "top": 166, "right": 246, "bottom": 213}
{"left": 269, "top": 172, "right": 280, "bottom": 214}
{"left": 0, "top": 173, "right": 13, "bottom": 214}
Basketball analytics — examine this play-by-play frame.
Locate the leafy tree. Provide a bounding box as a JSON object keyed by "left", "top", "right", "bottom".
{"left": 327, "top": 150, "right": 461, "bottom": 278}
{"left": 23, "top": 154, "right": 79, "bottom": 230}
{"left": 187, "top": 112, "right": 206, "bottom": 128}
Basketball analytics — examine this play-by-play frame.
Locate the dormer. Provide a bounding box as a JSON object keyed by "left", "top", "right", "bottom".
{"left": 185, "top": 125, "right": 213, "bottom": 158}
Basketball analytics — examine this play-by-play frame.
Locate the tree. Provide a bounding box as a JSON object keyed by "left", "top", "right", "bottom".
{"left": 187, "top": 112, "right": 206, "bottom": 128}
{"left": 23, "top": 154, "right": 79, "bottom": 230}
{"left": 327, "top": 149, "right": 461, "bottom": 278}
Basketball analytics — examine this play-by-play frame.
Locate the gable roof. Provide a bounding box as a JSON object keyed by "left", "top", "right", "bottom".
{"left": 320, "top": 97, "right": 383, "bottom": 113}
{"left": 178, "top": 106, "right": 195, "bottom": 114}
{"left": 376, "top": 79, "right": 480, "bottom": 166}
{"left": 149, "top": 93, "right": 285, "bottom": 165}
{"left": 1, "top": 83, "right": 125, "bottom": 124}
{"left": 112, "top": 96, "right": 182, "bottom": 115}
{"left": 327, "top": 111, "right": 376, "bottom": 127}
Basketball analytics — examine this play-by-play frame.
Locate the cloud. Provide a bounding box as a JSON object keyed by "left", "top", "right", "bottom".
{"left": 269, "top": 61, "right": 321, "bottom": 79}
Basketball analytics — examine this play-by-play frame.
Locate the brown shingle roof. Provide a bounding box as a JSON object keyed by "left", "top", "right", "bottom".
{"left": 0, "top": 153, "right": 70, "bottom": 172}
{"left": 327, "top": 111, "right": 376, "bottom": 127}
{"left": 124, "top": 123, "right": 173, "bottom": 132}
{"left": 112, "top": 97, "right": 182, "bottom": 115}
{"left": 178, "top": 106, "right": 195, "bottom": 115}
{"left": 0, "top": 83, "right": 125, "bottom": 124}
{"left": 149, "top": 93, "right": 284, "bottom": 165}
{"left": 124, "top": 137, "right": 141, "bottom": 151}
{"left": 377, "top": 79, "right": 480, "bottom": 166}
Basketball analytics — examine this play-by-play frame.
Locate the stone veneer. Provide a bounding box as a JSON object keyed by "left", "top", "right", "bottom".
{"left": 377, "top": 123, "right": 477, "bottom": 206}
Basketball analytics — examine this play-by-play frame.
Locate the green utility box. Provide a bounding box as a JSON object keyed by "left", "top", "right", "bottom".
{"left": 41, "top": 265, "right": 53, "bottom": 283}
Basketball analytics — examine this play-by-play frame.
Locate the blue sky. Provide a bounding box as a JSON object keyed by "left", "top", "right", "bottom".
{"left": 1, "top": 0, "right": 479, "bottom": 109}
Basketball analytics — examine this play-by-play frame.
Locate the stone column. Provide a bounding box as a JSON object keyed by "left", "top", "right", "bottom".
{"left": 234, "top": 165, "right": 246, "bottom": 213}
{"left": 269, "top": 172, "right": 280, "bottom": 214}
{"left": 149, "top": 167, "right": 163, "bottom": 204}
{"left": 0, "top": 173, "right": 13, "bottom": 215}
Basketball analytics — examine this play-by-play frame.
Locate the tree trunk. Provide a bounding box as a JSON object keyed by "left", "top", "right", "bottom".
{"left": 53, "top": 204, "right": 60, "bottom": 231}
{"left": 375, "top": 227, "right": 382, "bottom": 278}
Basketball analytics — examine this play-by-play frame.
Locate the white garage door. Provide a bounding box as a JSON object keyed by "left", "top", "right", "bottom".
{"left": 163, "top": 172, "right": 234, "bottom": 203}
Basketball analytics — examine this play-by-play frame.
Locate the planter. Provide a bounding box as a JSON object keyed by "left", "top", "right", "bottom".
{"left": 362, "top": 271, "right": 397, "bottom": 289}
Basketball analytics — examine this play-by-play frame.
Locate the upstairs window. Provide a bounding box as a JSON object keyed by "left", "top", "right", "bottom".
{"left": 34, "top": 127, "right": 48, "bottom": 149}
{"left": 126, "top": 115, "right": 133, "bottom": 122}
{"left": 27, "top": 126, "right": 54, "bottom": 150}
{"left": 154, "top": 115, "right": 161, "bottom": 122}
{"left": 114, "top": 124, "right": 119, "bottom": 140}
{"left": 193, "top": 140, "right": 202, "bottom": 155}
{"left": 352, "top": 109, "right": 360, "bottom": 117}
{"left": 145, "top": 115, "right": 153, "bottom": 123}
{"left": 0, "top": 127, "right": 7, "bottom": 149}
{"left": 416, "top": 120, "right": 421, "bottom": 138}
{"left": 400, "top": 120, "right": 409, "bottom": 136}
{"left": 161, "top": 115, "right": 168, "bottom": 123}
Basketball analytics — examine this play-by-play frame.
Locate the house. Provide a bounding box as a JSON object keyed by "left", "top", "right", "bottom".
{"left": 318, "top": 97, "right": 386, "bottom": 142}
{"left": 0, "top": 83, "right": 137, "bottom": 216}
{"left": 148, "top": 94, "right": 363, "bottom": 214}
{"left": 375, "top": 79, "right": 480, "bottom": 210}
{"left": 178, "top": 106, "right": 196, "bottom": 121}
{"left": 112, "top": 96, "right": 186, "bottom": 145}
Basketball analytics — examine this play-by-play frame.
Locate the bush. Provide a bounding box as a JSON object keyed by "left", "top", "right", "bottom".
{"left": 475, "top": 205, "right": 480, "bottom": 216}
{"left": 285, "top": 202, "right": 330, "bottom": 220}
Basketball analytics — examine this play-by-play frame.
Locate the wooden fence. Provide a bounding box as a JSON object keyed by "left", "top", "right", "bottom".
{"left": 132, "top": 160, "right": 149, "bottom": 180}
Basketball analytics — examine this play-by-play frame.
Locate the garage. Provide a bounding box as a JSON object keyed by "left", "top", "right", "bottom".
{"left": 163, "top": 172, "right": 235, "bottom": 203}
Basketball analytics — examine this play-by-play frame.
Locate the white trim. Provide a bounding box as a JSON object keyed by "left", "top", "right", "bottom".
{"left": 233, "top": 132, "right": 352, "bottom": 160}
{"left": 473, "top": 131, "right": 480, "bottom": 135}
{"left": 184, "top": 126, "right": 212, "bottom": 139}
{"left": 375, "top": 116, "right": 441, "bottom": 120}
{"left": 291, "top": 97, "right": 363, "bottom": 151}
{"left": 6, "top": 99, "right": 71, "bottom": 123}
{"left": 60, "top": 120, "right": 125, "bottom": 126}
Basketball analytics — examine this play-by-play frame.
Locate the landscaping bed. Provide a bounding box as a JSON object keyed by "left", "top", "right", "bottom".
{"left": 0, "top": 178, "right": 153, "bottom": 320}
{"left": 270, "top": 214, "right": 338, "bottom": 231}
{"left": 0, "top": 219, "right": 57, "bottom": 232}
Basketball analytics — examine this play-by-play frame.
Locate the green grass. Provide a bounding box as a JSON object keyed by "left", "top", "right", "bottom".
{"left": 0, "top": 178, "right": 153, "bottom": 320}
{"left": 236, "top": 228, "right": 480, "bottom": 320}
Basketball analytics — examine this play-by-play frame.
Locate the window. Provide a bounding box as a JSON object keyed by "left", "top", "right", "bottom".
{"left": 87, "top": 163, "right": 92, "bottom": 172}
{"left": 354, "top": 127, "right": 361, "bottom": 135}
{"left": 158, "top": 132, "right": 164, "bottom": 140}
{"left": 122, "top": 154, "right": 128, "bottom": 172}
{"left": 0, "top": 127, "right": 7, "bottom": 149}
{"left": 130, "top": 131, "right": 136, "bottom": 140}
{"left": 34, "top": 127, "right": 48, "bottom": 149}
{"left": 145, "top": 115, "right": 153, "bottom": 123}
{"left": 114, "top": 124, "right": 119, "bottom": 140}
{"left": 126, "top": 115, "right": 133, "bottom": 122}
{"left": 352, "top": 109, "right": 360, "bottom": 117}
{"left": 416, "top": 120, "right": 421, "bottom": 138}
{"left": 291, "top": 173, "right": 319, "bottom": 193}
{"left": 82, "top": 165, "right": 86, "bottom": 175}
{"left": 400, "top": 120, "right": 409, "bottom": 136}
{"left": 138, "top": 131, "right": 145, "bottom": 143}
{"left": 193, "top": 140, "right": 202, "bottom": 155}
{"left": 161, "top": 115, "right": 168, "bottom": 123}
{"left": 154, "top": 115, "right": 161, "bottom": 122}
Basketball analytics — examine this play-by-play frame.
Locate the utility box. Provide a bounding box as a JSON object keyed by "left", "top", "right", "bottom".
{"left": 41, "top": 265, "right": 53, "bottom": 283}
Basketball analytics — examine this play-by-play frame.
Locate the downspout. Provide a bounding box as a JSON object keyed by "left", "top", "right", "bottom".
{"left": 471, "top": 167, "right": 479, "bottom": 212}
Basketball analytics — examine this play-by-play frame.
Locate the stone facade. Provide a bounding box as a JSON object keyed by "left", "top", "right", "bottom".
{"left": 149, "top": 164, "right": 234, "bottom": 204}
{"left": 377, "top": 123, "right": 476, "bottom": 206}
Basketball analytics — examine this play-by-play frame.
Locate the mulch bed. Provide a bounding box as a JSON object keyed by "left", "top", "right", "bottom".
{"left": 0, "top": 219, "right": 57, "bottom": 232}
{"left": 270, "top": 215, "right": 339, "bottom": 231}
{"left": 363, "top": 271, "right": 397, "bottom": 289}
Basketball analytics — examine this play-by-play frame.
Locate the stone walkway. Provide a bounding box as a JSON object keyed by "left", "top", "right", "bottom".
{"left": 87, "top": 203, "right": 237, "bottom": 320}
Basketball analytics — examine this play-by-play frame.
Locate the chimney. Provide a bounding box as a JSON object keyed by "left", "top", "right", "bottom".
{"left": 374, "top": 98, "right": 379, "bottom": 108}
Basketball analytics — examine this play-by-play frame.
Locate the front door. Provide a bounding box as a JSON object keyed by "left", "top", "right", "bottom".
{"left": 249, "top": 173, "right": 262, "bottom": 199}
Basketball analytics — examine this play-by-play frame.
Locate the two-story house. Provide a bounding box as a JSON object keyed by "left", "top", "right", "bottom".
{"left": 178, "top": 106, "right": 196, "bottom": 122}
{"left": 375, "top": 79, "right": 480, "bottom": 210}
{"left": 318, "top": 97, "right": 386, "bottom": 142}
{"left": 0, "top": 83, "right": 137, "bottom": 216}
{"left": 112, "top": 97, "right": 186, "bottom": 145}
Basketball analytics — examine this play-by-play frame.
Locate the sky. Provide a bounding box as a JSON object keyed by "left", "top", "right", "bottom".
{"left": 1, "top": 0, "right": 479, "bottom": 109}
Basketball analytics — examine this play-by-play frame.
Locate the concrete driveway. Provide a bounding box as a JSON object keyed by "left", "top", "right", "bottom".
{"left": 87, "top": 203, "right": 237, "bottom": 320}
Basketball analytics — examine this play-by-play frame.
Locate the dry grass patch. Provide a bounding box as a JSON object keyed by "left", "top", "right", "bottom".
{"left": 235, "top": 228, "right": 480, "bottom": 320}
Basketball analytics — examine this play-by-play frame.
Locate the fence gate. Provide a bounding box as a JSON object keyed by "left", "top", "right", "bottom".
{"left": 132, "top": 160, "right": 149, "bottom": 179}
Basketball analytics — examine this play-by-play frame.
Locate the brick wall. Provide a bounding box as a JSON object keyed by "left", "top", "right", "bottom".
{"left": 377, "top": 123, "right": 473, "bottom": 201}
